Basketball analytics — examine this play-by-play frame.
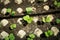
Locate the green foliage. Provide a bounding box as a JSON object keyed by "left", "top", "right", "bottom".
{"left": 7, "top": 8, "right": 12, "bottom": 13}
{"left": 10, "top": 24, "right": 16, "bottom": 30}
{"left": 54, "top": 0, "right": 57, "bottom": 5}
{"left": 42, "top": 15, "right": 53, "bottom": 23}
{"left": 45, "top": 15, "right": 52, "bottom": 22}
{"left": 6, "top": 8, "right": 16, "bottom": 16}
{"left": 45, "top": 32, "right": 49, "bottom": 37}
{"left": 5, "top": 37, "right": 9, "bottom": 40}
{"left": 4, "top": 33, "right": 15, "bottom": 40}
{"left": 27, "top": 34, "right": 35, "bottom": 40}
{"left": 9, "top": 33, "right": 15, "bottom": 40}
{"left": 54, "top": 0, "right": 60, "bottom": 7}
{"left": 23, "top": 15, "right": 33, "bottom": 23}
{"left": 11, "top": 11, "right": 16, "bottom": 16}
{"left": 57, "top": 2, "right": 60, "bottom": 7}
{"left": 56, "top": 18, "right": 60, "bottom": 24}
{"left": 29, "top": 34, "right": 35, "bottom": 39}
{"left": 42, "top": 17, "right": 46, "bottom": 22}
{"left": 26, "top": 7, "right": 32, "bottom": 14}
{"left": 27, "top": 38, "right": 33, "bottom": 40}
{"left": 45, "top": 30, "right": 53, "bottom": 37}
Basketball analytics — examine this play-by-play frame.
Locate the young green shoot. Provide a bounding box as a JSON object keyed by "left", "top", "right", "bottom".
{"left": 10, "top": 24, "right": 16, "bottom": 30}
{"left": 27, "top": 34, "right": 35, "bottom": 40}
{"left": 27, "top": 38, "right": 33, "bottom": 40}
{"left": 5, "top": 36, "right": 9, "bottom": 40}
{"left": 42, "top": 15, "right": 53, "bottom": 23}
{"left": 26, "top": 7, "right": 32, "bottom": 14}
{"left": 54, "top": 0, "right": 60, "bottom": 7}
{"left": 45, "top": 30, "right": 53, "bottom": 37}
{"left": 56, "top": 18, "right": 60, "bottom": 24}
{"left": 7, "top": 8, "right": 12, "bottom": 13}
{"left": 11, "top": 11, "right": 16, "bottom": 16}
{"left": 23, "top": 15, "right": 33, "bottom": 23}
{"left": 9, "top": 33, "right": 15, "bottom": 40}
{"left": 29, "top": 34, "right": 35, "bottom": 39}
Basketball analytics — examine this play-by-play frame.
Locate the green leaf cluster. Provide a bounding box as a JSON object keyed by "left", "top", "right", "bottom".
{"left": 27, "top": 34, "right": 35, "bottom": 40}
{"left": 54, "top": 0, "right": 60, "bottom": 7}
{"left": 23, "top": 15, "right": 33, "bottom": 23}
{"left": 4, "top": 33, "right": 15, "bottom": 40}
{"left": 45, "top": 30, "right": 53, "bottom": 37}
{"left": 10, "top": 24, "right": 16, "bottom": 30}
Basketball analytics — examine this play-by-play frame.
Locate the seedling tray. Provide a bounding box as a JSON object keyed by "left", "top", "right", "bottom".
{"left": 0, "top": 0, "right": 60, "bottom": 40}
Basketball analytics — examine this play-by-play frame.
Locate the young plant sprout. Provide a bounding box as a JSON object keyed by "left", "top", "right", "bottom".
{"left": 26, "top": 7, "right": 32, "bottom": 14}
{"left": 5, "top": 36, "right": 9, "bottom": 40}
{"left": 42, "top": 17, "right": 46, "bottom": 23}
{"left": 1, "top": 8, "right": 12, "bottom": 16}
{"left": 42, "top": 15, "right": 54, "bottom": 23}
{"left": 4, "top": 8, "right": 12, "bottom": 16}
{"left": 10, "top": 24, "right": 16, "bottom": 30}
{"left": 54, "top": 0, "right": 60, "bottom": 7}
{"left": 7, "top": 8, "right": 16, "bottom": 16}
{"left": 29, "top": 34, "right": 35, "bottom": 39}
{"left": 27, "top": 38, "right": 33, "bottom": 40}
{"left": 27, "top": 34, "right": 35, "bottom": 40}
{"left": 23, "top": 15, "right": 33, "bottom": 23}
{"left": 4, "top": 33, "right": 15, "bottom": 40}
{"left": 11, "top": 11, "right": 16, "bottom": 16}
{"left": 7, "top": 8, "right": 12, "bottom": 13}
{"left": 9, "top": 33, "right": 15, "bottom": 40}
{"left": 56, "top": 18, "right": 60, "bottom": 24}
{"left": 45, "top": 30, "right": 53, "bottom": 37}
{"left": 54, "top": 0, "right": 57, "bottom": 6}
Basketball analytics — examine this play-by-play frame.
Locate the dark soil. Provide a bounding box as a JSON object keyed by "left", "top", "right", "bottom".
{"left": 0, "top": 0, "right": 60, "bottom": 40}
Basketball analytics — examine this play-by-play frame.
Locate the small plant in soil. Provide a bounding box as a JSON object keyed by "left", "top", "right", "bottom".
{"left": 11, "top": 11, "right": 16, "bottom": 16}
{"left": 56, "top": 18, "right": 60, "bottom": 24}
{"left": 9, "top": 33, "right": 15, "bottom": 40}
{"left": 44, "top": 30, "right": 53, "bottom": 37}
{"left": 27, "top": 34, "right": 35, "bottom": 40}
{"left": 54, "top": 0, "right": 60, "bottom": 7}
{"left": 7, "top": 8, "right": 12, "bottom": 13}
{"left": 4, "top": 33, "right": 15, "bottom": 40}
{"left": 26, "top": 7, "right": 32, "bottom": 14}
{"left": 5, "top": 36, "right": 9, "bottom": 40}
{"left": 23, "top": 15, "right": 33, "bottom": 24}
{"left": 4, "top": 8, "right": 12, "bottom": 16}
{"left": 10, "top": 24, "right": 16, "bottom": 30}
{"left": 29, "top": 34, "right": 35, "bottom": 39}
{"left": 42, "top": 15, "right": 53, "bottom": 23}
{"left": 6, "top": 8, "right": 16, "bottom": 16}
